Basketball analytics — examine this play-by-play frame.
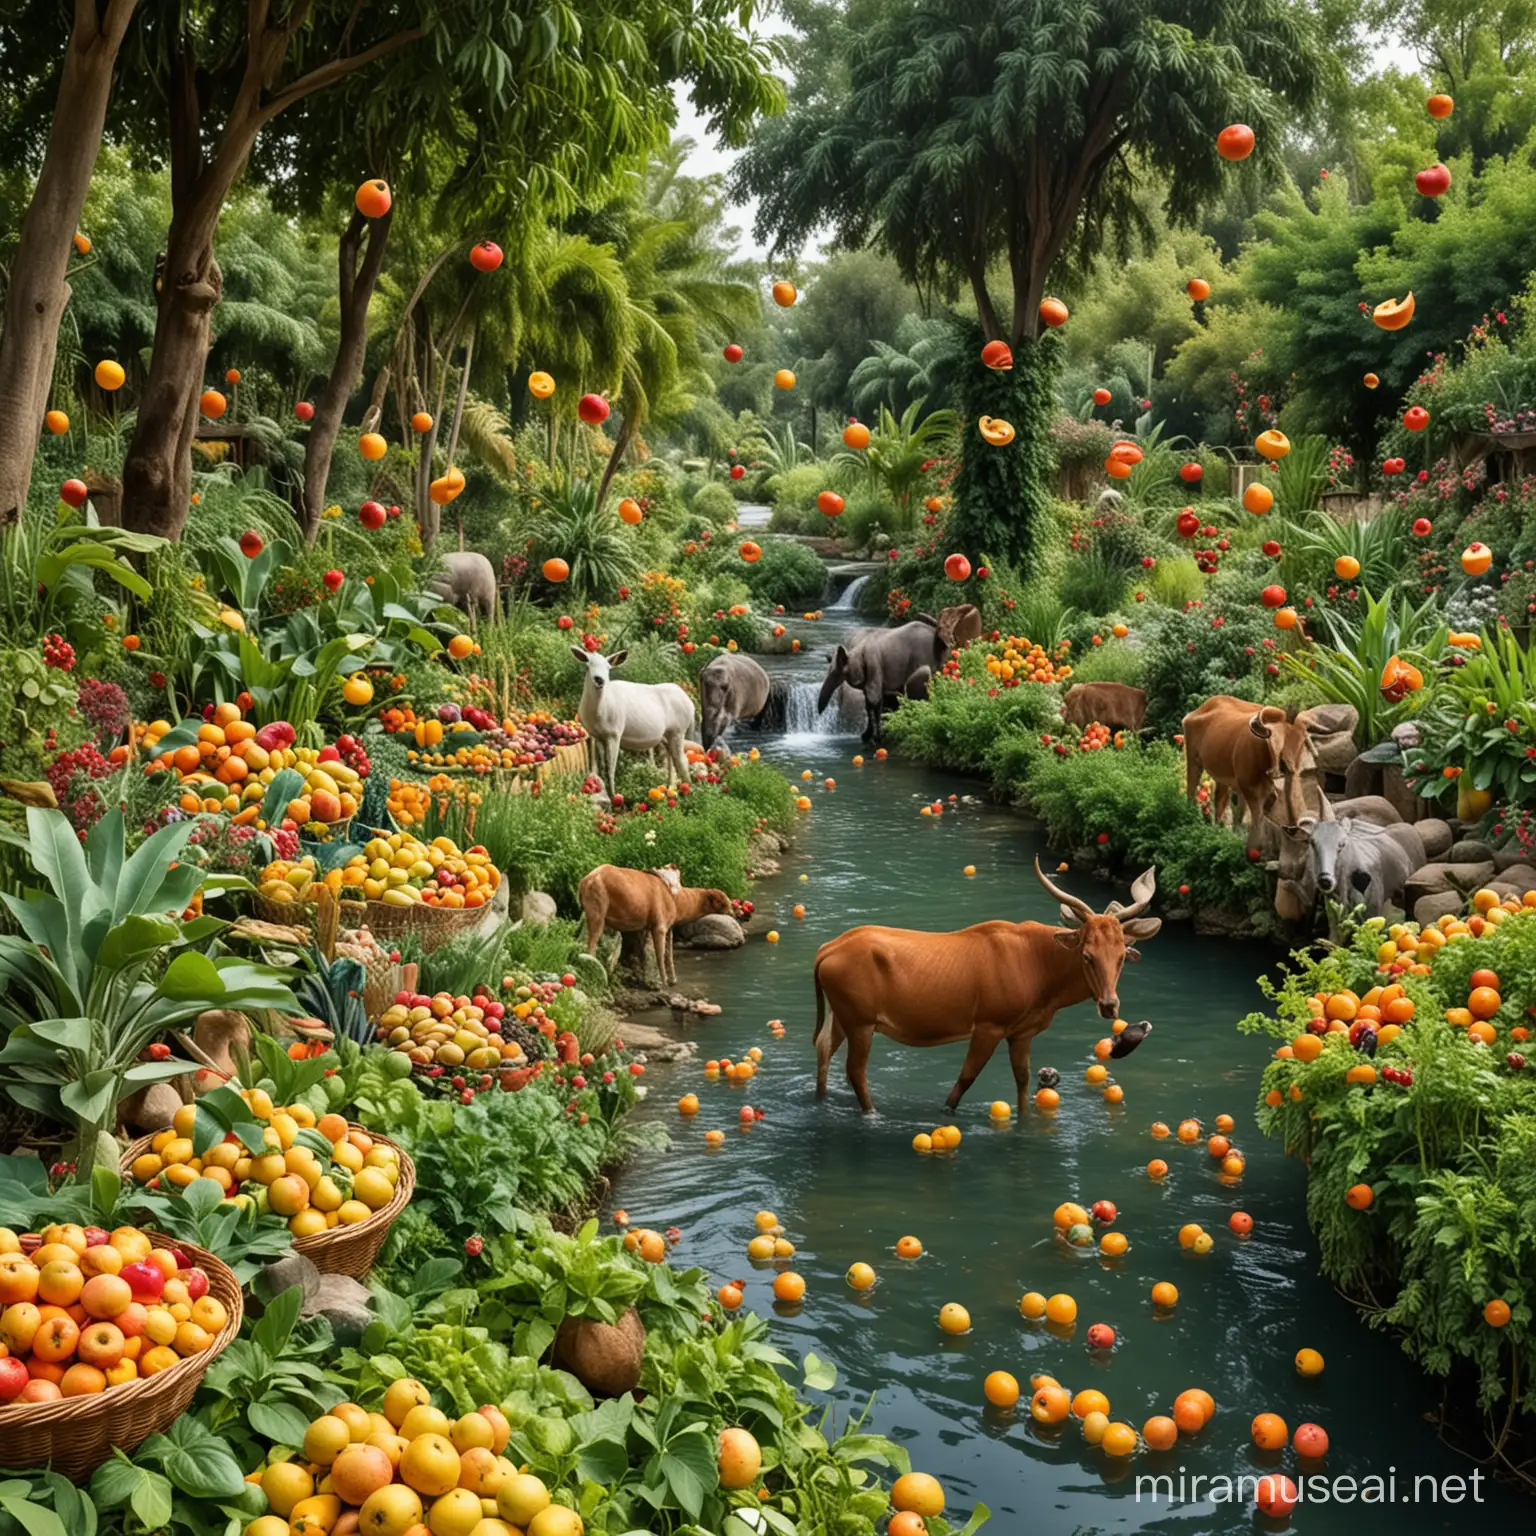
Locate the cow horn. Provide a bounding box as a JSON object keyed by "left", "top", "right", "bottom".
{"left": 1114, "top": 867, "right": 1157, "bottom": 921}
{"left": 1248, "top": 711, "right": 1272, "bottom": 740}
{"left": 1034, "top": 857, "right": 1093, "bottom": 921}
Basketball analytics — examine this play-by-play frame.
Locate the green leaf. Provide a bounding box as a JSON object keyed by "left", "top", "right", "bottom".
{"left": 121, "top": 1059, "right": 194, "bottom": 1085}
{"left": 957, "top": 1501, "right": 992, "bottom": 1534}
{"left": 802, "top": 1351, "right": 837, "bottom": 1391}
{"left": 60, "top": 1070, "right": 117, "bottom": 1127}
{"left": 577, "top": 1436, "right": 630, "bottom": 1484}
{"left": 89, "top": 1456, "right": 172, "bottom": 1528}
{"left": 27, "top": 1016, "right": 93, "bottom": 1051}
{"left": 181, "top": 1177, "right": 226, "bottom": 1218}
{"left": 259, "top": 768, "right": 308, "bottom": 829}
{"left": 95, "top": 913, "right": 181, "bottom": 975}
{"left": 158, "top": 949, "right": 223, "bottom": 1000}
{"left": 658, "top": 1429, "right": 715, "bottom": 1520}
{"left": 247, "top": 1397, "right": 315, "bottom": 1446}
{"left": 255, "top": 1279, "right": 305, "bottom": 1359}
{"left": 137, "top": 1417, "right": 246, "bottom": 1499}
{"left": 90, "top": 1164, "right": 121, "bottom": 1218}
{"left": 0, "top": 1494, "right": 69, "bottom": 1536}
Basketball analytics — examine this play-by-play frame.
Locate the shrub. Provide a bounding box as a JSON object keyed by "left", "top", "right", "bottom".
{"left": 1139, "top": 601, "right": 1276, "bottom": 733}
{"left": 689, "top": 482, "right": 738, "bottom": 524}
{"left": 735, "top": 538, "right": 828, "bottom": 606}
{"left": 886, "top": 673, "right": 1060, "bottom": 777}
{"left": 1057, "top": 548, "right": 1131, "bottom": 616}
{"left": 1147, "top": 554, "right": 1206, "bottom": 608}
{"left": 1066, "top": 640, "right": 1145, "bottom": 686}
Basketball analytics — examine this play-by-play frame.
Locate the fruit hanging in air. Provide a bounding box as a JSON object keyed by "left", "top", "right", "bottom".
{"left": 225, "top": 368, "right": 241, "bottom": 384}
{"left": 773, "top": 369, "right": 796, "bottom": 390}
{"left": 817, "top": 491, "right": 845, "bottom": 517}
{"left": 980, "top": 339, "right": 1014, "bottom": 369}
{"left": 60, "top": 478, "right": 89, "bottom": 509}
{"left": 1186, "top": 277, "right": 1211, "bottom": 301}
{"left": 44, "top": 410, "right": 69, "bottom": 434}
{"left": 739, "top": 541, "right": 763, "bottom": 563}
{"left": 428, "top": 467, "right": 465, "bottom": 505}
{"left": 1217, "top": 124, "right": 1255, "bottom": 160}
{"left": 729, "top": 464, "right": 744, "bottom": 479}
{"left": 842, "top": 421, "right": 870, "bottom": 450}
{"left": 978, "top": 416, "right": 1015, "bottom": 446}
{"left": 295, "top": 400, "right": 315, "bottom": 421}
{"left": 771, "top": 280, "right": 797, "bottom": 307}
{"left": 94, "top": 359, "right": 125, "bottom": 391}
{"left": 1179, "top": 462, "right": 1203, "bottom": 483}
{"left": 1379, "top": 655, "right": 1424, "bottom": 701}
{"left": 355, "top": 179, "right": 392, "bottom": 218}
{"left": 1243, "top": 482, "right": 1274, "bottom": 515}
{"left": 1404, "top": 405, "right": 1430, "bottom": 432}
{"left": 578, "top": 393, "right": 610, "bottom": 424}
{"left": 72, "top": 231, "right": 92, "bottom": 255}
{"left": 617, "top": 498, "right": 643, "bottom": 525}
{"left": 1382, "top": 456, "right": 1406, "bottom": 475}
{"left": 410, "top": 411, "right": 433, "bottom": 433}
{"left": 469, "top": 241, "right": 503, "bottom": 272}
{"left": 200, "top": 389, "right": 227, "bottom": 420}
{"left": 944, "top": 553, "right": 972, "bottom": 581}
{"left": 1092, "top": 387, "right": 1111, "bottom": 406}
{"left": 1373, "top": 293, "right": 1415, "bottom": 330}
{"left": 1427, "top": 93, "right": 1454, "bottom": 119}
{"left": 239, "top": 530, "right": 264, "bottom": 558}
{"left": 1415, "top": 163, "right": 1451, "bottom": 198}
{"left": 359, "top": 432, "right": 387, "bottom": 461}
{"left": 1261, "top": 584, "right": 1287, "bottom": 609}
{"left": 1334, "top": 555, "right": 1360, "bottom": 580}
{"left": 528, "top": 371, "right": 555, "bottom": 399}
{"left": 1363, "top": 373, "right": 1379, "bottom": 389}
{"left": 1109, "top": 440, "right": 1143, "bottom": 466}
{"left": 723, "top": 343, "right": 743, "bottom": 362}
{"left": 542, "top": 558, "right": 570, "bottom": 583}
{"left": 359, "top": 501, "right": 386, "bottom": 530}
{"left": 1461, "top": 541, "right": 1493, "bottom": 575}
{"left": 1176, "top": 509, "right": 1200, "bottom": 537}
{"left": 1039, "top": 297, "right": 1069, "bottom": 327}
{"left": 1255, "top": 429, "right": 1290, "bottom": 459}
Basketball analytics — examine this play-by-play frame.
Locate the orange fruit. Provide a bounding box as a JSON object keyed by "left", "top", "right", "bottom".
{"left": 1251, "top": 1412, "right": 1288, "bottom": 1450}
{"left": 1150, "top": 1281, "right": 1178, "bottom": 1308}
{"left": 1142, "top": 1416, "right": 1178, "bottom": 1451}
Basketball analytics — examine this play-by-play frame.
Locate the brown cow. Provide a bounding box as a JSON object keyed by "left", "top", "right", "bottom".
{"left": 812, "top": 860, "right": 1160, "bottom": 1114}
{"left": 1062, "top": 682, "right": 1147, "bottom": 732}
{"left": 1182, "top": 695, "right": 1318, "bottom": 850}
{"left": 578, "top": 865, "right": 731, "bottom": 984}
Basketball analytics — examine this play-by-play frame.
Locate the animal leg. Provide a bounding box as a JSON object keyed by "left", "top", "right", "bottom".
{"left": 651, "top": 924, "right": 669, "bottom": 985}
{"left": 605, "top": 737, "right": 622, "bottom": 801}
{"left": 843, "top": 1024, "right": 876, "bottom": 1113}
{"left": 815, "top": 1014, "right": 845, "bottom": 1098}
{"left": 582, "top": 891, "right": 607, "bottom": 956}
{"left": 1212, "top": 783, "right": 1231, "bottom": 828}
{"left": 666, "top": 728, "right": 687, "bottom": 787}
{"left": 1008, "top": 1032, "right": 1034, "bottom": 1117}
{"left": 945, "top": 1025, "right": 1005, "bottom": 1111}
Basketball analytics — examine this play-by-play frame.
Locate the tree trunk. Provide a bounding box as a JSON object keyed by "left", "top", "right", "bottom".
{"left": 0, "top": 0, "right": 140, "bottom": 525}
{"left": 302, "top": 206, "right": 392, "bottom": 542}
{"left": 595, "top": 416, "right": 637, "bottom": 509}
{"left": 444, "top": 323, "right": 475, "bottom": 468}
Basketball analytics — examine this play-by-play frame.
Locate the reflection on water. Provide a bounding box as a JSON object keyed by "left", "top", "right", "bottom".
{"left": 610, "top": 711, "right": 1522, "bottom": 1532}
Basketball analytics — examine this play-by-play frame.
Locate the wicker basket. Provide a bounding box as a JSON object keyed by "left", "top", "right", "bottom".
{"left": 0, "top": 1236, "right": 241, "bottom": 1477}
{"left": 251, "top": 892, "right": 319, "bottom": 930}
{"left": 120, "top": 1127, "right": 415, "bottom": 1281}
{"left": 345, "top": 897, "right": 487, "bottom": 952}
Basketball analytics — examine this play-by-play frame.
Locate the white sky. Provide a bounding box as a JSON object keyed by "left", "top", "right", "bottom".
{"left": 672, "top": 24, "right": 1424, "bottom": 264}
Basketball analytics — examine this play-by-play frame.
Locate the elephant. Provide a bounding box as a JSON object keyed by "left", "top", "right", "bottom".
{"left": 815, "top": 616, "right": 954, "bottom": 742}
{"left": 428, "top": 551, "right": 498, "bottom": 621}
{"left": 699, "top": 653, "right": 772, "bottom": 750}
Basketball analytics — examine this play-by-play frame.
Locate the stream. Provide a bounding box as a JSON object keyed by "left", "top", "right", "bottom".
{"left": 609, "top": 579, "right": 1519, "bottom": 1533}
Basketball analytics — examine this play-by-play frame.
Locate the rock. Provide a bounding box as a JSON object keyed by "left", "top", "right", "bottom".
{"left": 673, "top": 914, "right": 745, "bottom": 949}
{"left": 1382, "top": 765, "right": 1424, "bottom": 823}
{"left": 1416, "top": 818, "right": 1453, "bottom": 860}
{"left": 521, "top": 890, "right": 558, "bottom": 925}
{"left": 1494, "top": 844, "right": 1528, "bottom": 872}
{"left": 263, "top": 1253, "right": 322, "bottom": 1310}
{"left": 307, "top": 1272, "right": 374, "bottom": 1344}
{"left": 609, "top": 1021, "right": 696, "bottom": 1064}
{"left": 1298, "top": 704, "right": 1359, "bottom": 774}
{"left": 1344, "top": 754, "right": 1381, "bottom": 801}
{"left": 1193, "top": 905, "right": 1258, "bottom": 938}
{"left": 1330, "top": 795, "right": 1401, "bottom": 826}
{"left": 554, "top": 1307, "right": 646, "bottom": 1397}
{"left": 119, "top": 1080, "right": 186, "bottom": 1134}
{"left": 1404, "top": 861, "right": 1496, "bottom": 911}
{"left": 1449, "top": 839, "right": 1495, "bottom": 864}
{"left": 1414, "top": 892, "right": 1463, "bottom": 927}
{"left": 1491, "top": 863, "right": 1536, "bottom": 894}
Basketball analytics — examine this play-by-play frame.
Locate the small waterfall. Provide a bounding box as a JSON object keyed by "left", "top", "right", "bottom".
{"left": 765, "top": 679, "right": 865, "bottom": 739}
{"left": 829, "top": 573, "right": 869, "bottom": 612}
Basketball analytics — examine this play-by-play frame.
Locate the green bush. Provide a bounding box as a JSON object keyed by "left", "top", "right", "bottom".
{"left": 886, "top": 674, "right": 1059, "bottom": 777}
{"left": 1139, "top": 600, "right": 1276, "bottom": 733}
{"left": 1057, "top": 548, "right": 1131, "bottom": 616}
{"left": 689, "top": 482, "right": 738, "bottom": 524}
{"left": 735, "top": 538, "right": 828, "bottom": 606}
{"left": 1147, "top": 554, "right": 1206, "bottom": 608}
{"left": 1066, "top": 639, "right": 1145, "bottom": 686}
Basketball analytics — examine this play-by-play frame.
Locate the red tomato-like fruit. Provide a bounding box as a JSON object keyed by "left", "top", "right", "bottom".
{"left": 944, "top": 553, "right": 972, "bottom": 582}
{"left": 1293, "top": 1422, "right": 1329, "bottom": 1458}
{"left": 1415, "top": 163, "right": 1451, "bottom": 198}
{"left": 818, "top": 491, "right": 845, "bottom": 517}
{"left": 578, "top": 394, "right": 610, "bottom": 425}
{"left": 730, "top": 465, "right": 745, "bottom": 479}
{"left": 1403, "top": 405, "right": 1430, "bottom": 432}
{"left": 469, "top": 241, "right": 504, "bottom": 272}
{"left": 1086, "top": 1323, "right": 1116, "bottom": 1350}
{"left": 60, "top": 479, "right": 89, "bottom": 509}
{"left": 1217, "top": 124, "right": 1255, "bottom": 160}
{"left": 295, "top": 400, "right": 315, "bottom": 421}
{"left": 1412, "top": 517, "right": 1433, "bottom": 536}
{"left": 1261, "top": 584, "right": 1287, "bottom": 608}
{"left": 359, "top": 501, "right": 386, "bottom": 530}
{"left": 723, "top": 344, "right": 743, "bottom": 363}
{"left": 1179, "top": 462, "right": 1203, "bottom": 483}
{"left": 238, "top": 530, "right": 264, "bottom": 558}
{"left": 1092, "top": 387, "right": 1111, "bottom": 406}
{"left": 1176, "top": 509, "right": 1200, "bottom": 537}
{"left": 1262, "top": 540, "right": 1281, "bottom": 557}
{"left": 1255, "top": 1475, "right": 1298, "bottom": 1518}
{"left": 322, "top": 569, "right": 344, "bottom": 593}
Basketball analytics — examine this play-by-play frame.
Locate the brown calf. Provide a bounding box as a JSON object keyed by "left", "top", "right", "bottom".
{"left": 1062, "top": 682, "right": 1147, "bottom": 732}
{"left": 812, "top": 861, "right": 1160, "bottom": 1114}
{"left": 578, "top": 864, "right": 731, "bottom": 984}
{"left": 1182, "top": 695, "right": 1316, "bottom": 850}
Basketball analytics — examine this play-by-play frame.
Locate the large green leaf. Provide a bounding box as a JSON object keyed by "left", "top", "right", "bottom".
{"left": 26, "top": 1017, "right": 94, "bottom": 1052}
{"left": 95, "top": 913, "right": 181, "bottom": 975}
{"left": 158, "top": 949, "right": 223, "bottom": 1000}
{"left": 60, "top": 1070, "right": 117, "bottom": 1127}
{"left": 24, "top": 808, "right": 89, "bottom": 961}
{"left": 259, "top": 768, "right": 307, "bottom": 828}
{"left": 36, "top": 542, "right": 152, "bottom": 600}
{"left": 115, "top": 816, "right": 199, "bottom": 921}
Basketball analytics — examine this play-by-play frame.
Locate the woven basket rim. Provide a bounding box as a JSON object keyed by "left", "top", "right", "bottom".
{"left": 0, "top": 1233, "right": 242, "bottom": 1430}
{"left": 120, "top": 1124, "right": 414, "bottom": 1262}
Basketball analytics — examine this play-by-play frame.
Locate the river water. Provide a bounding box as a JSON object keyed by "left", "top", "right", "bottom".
{"left": 609, "top": 594, "right": 1519, "bottom": 1533}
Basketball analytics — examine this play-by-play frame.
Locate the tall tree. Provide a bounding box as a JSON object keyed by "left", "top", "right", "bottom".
{"left": 735, "top": 0, "right": 1321, "bottom": 569}
{"left": 0, "top": 0, "right": 139, "bottom": 525}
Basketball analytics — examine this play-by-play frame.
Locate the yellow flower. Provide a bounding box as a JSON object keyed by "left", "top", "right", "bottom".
{"left": 322, "top": 503, "right": 342, "bottom": 521}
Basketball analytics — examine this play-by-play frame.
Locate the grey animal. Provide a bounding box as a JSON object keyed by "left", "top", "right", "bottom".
{"left": 699, "top": 653, "right": 772, "bottom": 750}
{"left": 815, "top": 617, "right": 953, "bottom": 742}
{"left": 1286, "top": 816, "right": 1426, "bottom": 917}
{"left": 429, "top": 550, "right": 498, "bottom": 621}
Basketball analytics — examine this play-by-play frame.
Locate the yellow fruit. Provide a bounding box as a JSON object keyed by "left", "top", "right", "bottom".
{"left": 383, "top": 1378, "right": 432, "bottom": 1428}
{"left": 304, "top": 1414, "right": 352, "bottom": 1466}
{"left": 717, "top": 1427, "right": 762, "bottom": 1488}
{"left": 427, "top": 1487, "right": 485, "bottom": 1536}
{"left": 289, "top": 1493, "right": 341, "bottom": 1534}
{"left": 399, "top": 1433, "right": 461, "bottom": 1497}
{"left": 526, "top": 1509, "right": 584, "bottom": 1536}
{"left": 451, "top": 1412, "right": 496, "bottom": 1453}
{"left": 357, "top": 1483, "right": 424, "bottom": 1536}
{"left": 260, "top": 1461, "right": 315, "bottom": 1518}
{"left": 400, "top": 1404, "right": 453, "bottom": 1441}
{"left": 496, "top": 1473, "right": 551, "bottom": 1527}
{"left": 354, "top": 1168, "right": 394, "bottom": 1209}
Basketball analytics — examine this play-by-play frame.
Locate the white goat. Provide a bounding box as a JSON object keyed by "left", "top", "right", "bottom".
{"left": 572, "top": 647, "right": 693, "bottom": 801}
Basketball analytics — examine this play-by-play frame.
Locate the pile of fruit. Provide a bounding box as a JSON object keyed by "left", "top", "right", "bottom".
{"left": 0, "top": 1221, "right": 227, "bottom": 1402}
{"left": 259, "top": 832, "right": 499, "bottom": 908}
{"left": 127, "top": 1097, "right": 402, "bottom": 1237}
{"left": 403, "top": 707, "right": 585, "bottom": 772}
{"left": 980, "top": 636, "right": 1073, "bottom": 685}
{"left": 250, "top": 1382, "right": 582, "bottom": 1536}
{"left": 377, "top": 987, "right": 530, "bottom": 1084}
{"left": 154, "top": 704, "right": 367, "bottom": 825}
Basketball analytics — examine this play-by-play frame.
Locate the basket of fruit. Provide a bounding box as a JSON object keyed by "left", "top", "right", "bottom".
{"left": 376, "top": 984, "right": 544, "bottom": 1094}
{"left": 122, "top": 1099, "right": 415, "bottom": 1280}
{"left": 0, "top": 1224, "right": 242, "bottom": 1477}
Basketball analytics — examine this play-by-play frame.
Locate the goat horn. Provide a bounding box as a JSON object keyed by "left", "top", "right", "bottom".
{"left": 1034, "top": 856, "right": 1093, "bottom": 920}
{"left": 1116, "top": 866, "right": 1157, "bottom": 921}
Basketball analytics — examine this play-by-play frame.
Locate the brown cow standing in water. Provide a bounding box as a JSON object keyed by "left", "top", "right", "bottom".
{"left": 579, "top": 865, "right": 731, "bottom": 985}
{"left": 812, "top": 861, "right": 1160, "bottom": 1114}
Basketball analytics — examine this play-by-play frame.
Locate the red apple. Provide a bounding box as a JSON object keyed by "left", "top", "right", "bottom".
{"left": 730, "top": 464, "right": 744, "bottom": 479}
{"left": 944, "top": 552, "right": 972, "bottom": 581}
{"left": 577, "top": 393, "right": 610, "bottom": 425}
{"left": 61, "top": 479, "right": 88, "bottom": 508}
{"left": 557, "top": 616, "right": 574, "bottom": 630}
{"left": 0, "top": 1356, "right": 28, "bottom": 1401}
{"left": 183, "top": 1267, "right": 209, "bottom": 1301}
{"left": 469, "top": 241, "right": 504, "bottom": 272}
{"left": 295, "top": 401, "right": 315, "bottom": 421}
{"left": 120, "top": 1260, "right": 165, "bottom": 1303}
{"left": 359, "top": 500, "right": 386, "bottom": 530}
{"left": 1090, "top": 1200, "right": 1117, "bottom": 1224}
{"left": 1415, "top": 162, "right": 1451, "bottom": 197}
{"left": 1086, "top": 1323, "right": 1117, "bottom": 1350}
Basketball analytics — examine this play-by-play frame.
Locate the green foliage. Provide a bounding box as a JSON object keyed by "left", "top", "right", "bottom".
{"left": 886, "top": 679, "right": 1059, "bottom": 779}
{"left": 523, "top": 477, "right": 643, "bottom": 604}
{"left": 1138, "top": 601, "right": 1276, "bottom": 732}
{"left": 733, "top": 537, "right": 827, "bottom": 606}
{"left": 688, "top": 482, "right": 738, "bottom": 525}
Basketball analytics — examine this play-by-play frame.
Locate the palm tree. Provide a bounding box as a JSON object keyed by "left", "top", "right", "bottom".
{"left": 837, "top": 399, "right": 957, "bottom": 530}
{"left": 847, "top": 315, "right": 954, "bottom": 417}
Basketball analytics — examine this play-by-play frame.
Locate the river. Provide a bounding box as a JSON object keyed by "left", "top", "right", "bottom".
{"left": 609, "top": 588, "right": 1519, "bottom": 1533}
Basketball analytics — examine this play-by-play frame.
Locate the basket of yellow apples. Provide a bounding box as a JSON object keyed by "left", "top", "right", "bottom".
{"left": 121, "top": 1092, "right": 413, "bottom": 1280}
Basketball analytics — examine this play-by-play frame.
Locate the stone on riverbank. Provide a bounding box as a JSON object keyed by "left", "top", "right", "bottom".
{"left": 1404, "top": 861, "right": 1496, "bottom": 912}
{"left": 675, "top": 914, "right": 746, "bottom": 949}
